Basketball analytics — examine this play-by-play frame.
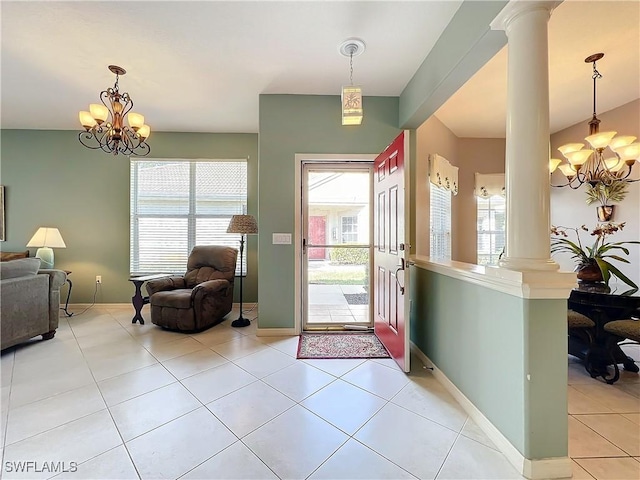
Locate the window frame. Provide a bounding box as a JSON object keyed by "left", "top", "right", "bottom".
{"left": 429, "top": 185, "right": 452, "bottom": 260}
{"left": 476, "top": 194, "right": 506, "bottom": 266}
{"left": 130, "top": 158, "right": 248, "bottom": 276}
{"left": 340, "top": 215, "right": 359, "bottom": 243}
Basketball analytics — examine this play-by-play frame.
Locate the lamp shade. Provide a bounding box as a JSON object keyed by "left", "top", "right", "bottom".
{"left": 604, "top": 157, "right": 622, "bottom": 171}
{"left": 609, "top": 135, "right": 636, "bottom": 151}
{"left": 137, "top": 124, "right": 151, "bottom": 140}
{"left": 558, "top": 164, "right": 577, "bottom": 177}
{"left": 614, "top": 142, "right": 640, "bottom": 161}
{"left": 565, "top": 149, "right": 594, "bottom": 167}
{"left": 549, "top": 158, "right": 562, "bottom": 173}
{"left": 127, "top": 112, "right": 145, "bottom": 130}
{"left": 557, "top": 143, "right": 584, "bottom": 157}
{"left": 26, "top": 227, "right": 66, "bottom": 248}
{"left": 79, "top": 111, "right": 97, "bottom": 129}
{"left": 585, "top": 131, "right": 617, "bottom": 150}
{"left": 89, "top": 103, "right": 109, "bottom": 123}
{"left": 227, "top": 215, "right": 258, "bottom": 234}
{"left": 341, "top": 85, "right": 363, "bottom": 126}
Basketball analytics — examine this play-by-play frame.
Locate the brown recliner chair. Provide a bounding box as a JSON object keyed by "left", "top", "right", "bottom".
{"left": 145, "top": 245, "right": 238, "bottom": 332}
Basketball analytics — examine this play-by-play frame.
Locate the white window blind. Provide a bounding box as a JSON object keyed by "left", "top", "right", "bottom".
{"left": 477, "top": 195, "right": 506, "bottom": 266}
{"left": 130, "top": 159, "right": 247, "bottom": 275}
{"left": 430, "top": 185, "right": 451, "bottom": 260}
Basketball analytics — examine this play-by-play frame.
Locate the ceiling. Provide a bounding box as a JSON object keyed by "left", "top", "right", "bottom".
{"left": 436, "top": 0, "right": 640, "bottom": 137}
{"left": 1, "top": 1, "right": 638, "bottom": 137}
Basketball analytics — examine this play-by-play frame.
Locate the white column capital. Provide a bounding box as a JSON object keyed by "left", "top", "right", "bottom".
{"left": 491, "top": 0, "right": 561, "bottom": 32}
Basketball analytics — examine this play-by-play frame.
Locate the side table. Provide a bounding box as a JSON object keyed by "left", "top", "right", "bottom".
{"left": 128, "top": 274, "right": 172, "bottom": 324}
{"left": 61, "top": 270, "right": 73, "bottom": 317}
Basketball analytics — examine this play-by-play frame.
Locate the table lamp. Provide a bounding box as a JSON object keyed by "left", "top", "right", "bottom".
{"left": 226, "top": 214, "right": 258, "bottom": 327}
{"left": 26, "top": 227, "right": 66, "bottom": 269}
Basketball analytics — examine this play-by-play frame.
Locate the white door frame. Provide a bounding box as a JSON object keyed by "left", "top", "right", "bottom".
{"left": 294, "top": 154, "right": 377, "bottom": 334}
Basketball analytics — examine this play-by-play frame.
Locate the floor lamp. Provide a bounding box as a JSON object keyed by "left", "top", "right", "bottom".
{"left": 227, "top": 214, "right": 258, "bottom": 327}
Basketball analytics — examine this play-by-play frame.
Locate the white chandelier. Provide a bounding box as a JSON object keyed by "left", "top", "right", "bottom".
{"left": 78, "top": 65, "right": 151, "bottom": 156}
{"left": 550, "top": 53, "right": 639, "bottom": 188}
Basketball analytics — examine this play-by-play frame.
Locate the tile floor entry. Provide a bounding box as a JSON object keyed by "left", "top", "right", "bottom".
{"left": 0, "top": 304, "right": 638, "bottom": 479}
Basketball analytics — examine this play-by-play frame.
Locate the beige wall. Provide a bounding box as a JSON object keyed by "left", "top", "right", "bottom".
{"left": 455, "top": 138, "right": 506, "bottom": 263}
{"left": 551, "top": 99, "right": 640, "bottom": 288}
{"left": 415, "top": 100, "right": 638, "bottom": 280}
{"left": 415, "top": 116, "right": 506, "bottom": 263}
{"left": 415, "top": 116, "right": 458, "bottom": 256}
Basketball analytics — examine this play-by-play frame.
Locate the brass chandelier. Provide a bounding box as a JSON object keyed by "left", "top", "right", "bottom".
{"left": 78, "top": 65, "right": 151, "bottom": 156}
{"left": 550, "top": 53, "right": 639, "bottom": 188}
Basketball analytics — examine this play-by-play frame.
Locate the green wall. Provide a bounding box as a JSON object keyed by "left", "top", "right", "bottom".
{"left": 258, "top": 94, "right": 400, "bottom": 329}
{"left": 0, "top": 130, "right": 258, "bottom": 304}
{"left": 410, "top": 266, "right": 568, "bottom": 459}
{"left": 399, "top": 0, "right": 507, "bottom": 127}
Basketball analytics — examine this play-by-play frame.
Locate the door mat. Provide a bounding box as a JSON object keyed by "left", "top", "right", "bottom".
{"left": 343, "top": 293, "right": 369, "bottom": 305}
{"left": 297, "top": 333, "right": 390, "bottom": 359}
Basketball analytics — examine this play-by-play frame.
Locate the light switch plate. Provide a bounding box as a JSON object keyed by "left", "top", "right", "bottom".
{"left": 272, "top": 233, "right": 292, "bottom": 245}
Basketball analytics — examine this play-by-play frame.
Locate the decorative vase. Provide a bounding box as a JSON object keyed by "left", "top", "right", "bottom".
{"left": 597, "top": 205, "right": 614, "bottom": 222}
{"left": 575, "top": 263, "right": 603, "bottom": 283}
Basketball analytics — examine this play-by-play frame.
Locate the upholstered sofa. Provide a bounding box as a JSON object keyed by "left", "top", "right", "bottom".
{"left": 1, "top": 258, "right": 67, "bottom": 350}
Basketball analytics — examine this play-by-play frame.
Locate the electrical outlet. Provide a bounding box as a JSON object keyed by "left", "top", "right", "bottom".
{"left": 96, "top": 275, "right": 102, "bottom": 284}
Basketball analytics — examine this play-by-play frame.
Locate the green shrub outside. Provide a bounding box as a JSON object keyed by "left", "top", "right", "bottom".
{"left": 329, "top": 247, "right": 369, "bottom": 265}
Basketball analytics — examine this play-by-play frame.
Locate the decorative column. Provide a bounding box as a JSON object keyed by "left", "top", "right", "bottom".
{"left": 492, "top": 1, "right": 560, "bottom": 271}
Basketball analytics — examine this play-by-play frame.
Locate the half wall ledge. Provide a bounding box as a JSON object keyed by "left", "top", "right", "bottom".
{"left": 410, "top": 255, "right": 577, "bottom": 300}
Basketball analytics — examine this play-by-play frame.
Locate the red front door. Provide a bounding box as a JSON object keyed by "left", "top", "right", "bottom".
{"left": 374, "top": 131, "right": 410, "bottom": 372}
{"left": 309, "top": 216, "right": 326, "bottom": 260}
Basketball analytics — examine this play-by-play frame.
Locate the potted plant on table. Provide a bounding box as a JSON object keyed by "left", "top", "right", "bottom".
{"left": 551, "top": 222, "right": 639, "bottom": 289}
{"left": 585, "top": 181, "right": 628, "bottom": 222}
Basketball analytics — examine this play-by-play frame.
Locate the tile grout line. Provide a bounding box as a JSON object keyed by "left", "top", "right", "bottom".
{"left": 6, "top": 306, "right": 637, "bottom": 480}
{"left": 0, "top": 349, "right": 16, "bottom": 479}
{"left": 67, "top": 308, "right": 143, "bottom": 479}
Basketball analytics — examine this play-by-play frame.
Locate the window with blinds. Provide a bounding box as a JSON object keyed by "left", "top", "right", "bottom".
{"left": 477, "top": 195, "right": 506, "bottom": 266}
{"left": 430, "top": 185, "right": 452, "bottom": 260}
{"left": 130, "top": 159, "right": 247, "bottom": 275}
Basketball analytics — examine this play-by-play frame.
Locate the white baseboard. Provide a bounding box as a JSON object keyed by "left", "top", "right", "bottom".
{"left": 410, "top": 343, "right": 571, "bottom": 480}
{"left": 65, "top": 303, "right": 132, "bottom": 308}
{"left": 523, "top": 458, "right": 572, "bottom": 480}
{"left": 256, "top": 328, "right": 298, "bottom": 337}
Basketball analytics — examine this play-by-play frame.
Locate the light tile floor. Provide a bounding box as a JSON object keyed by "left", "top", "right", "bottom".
{"left": 567, "top": 344, "right": 640, "bottom": 480}
{"left": 0, "top": 304, "right": 638, "bottom": 480}
{"left": 308, "top": 285, "right": 369, "bottom": 324}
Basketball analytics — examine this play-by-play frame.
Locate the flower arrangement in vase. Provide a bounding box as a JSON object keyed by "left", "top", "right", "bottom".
{"left": 551, "top": 222, "right": 639, "bottom": 289}
{"left": 584, "top": 181, "right": 628, "bottom": 222}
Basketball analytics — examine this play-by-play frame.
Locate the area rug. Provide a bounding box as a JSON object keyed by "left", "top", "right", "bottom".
{"left": 297, "top": 333, "right": 390, "bottom": 359}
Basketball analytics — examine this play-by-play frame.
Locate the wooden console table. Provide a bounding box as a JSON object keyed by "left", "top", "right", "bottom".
{"left": 128, "top": 274, "right": 172, "bottom": 324}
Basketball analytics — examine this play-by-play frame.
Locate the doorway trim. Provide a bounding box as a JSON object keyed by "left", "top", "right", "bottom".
{"left": 294, "top": 154, "right": 377, "bottom": 334}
